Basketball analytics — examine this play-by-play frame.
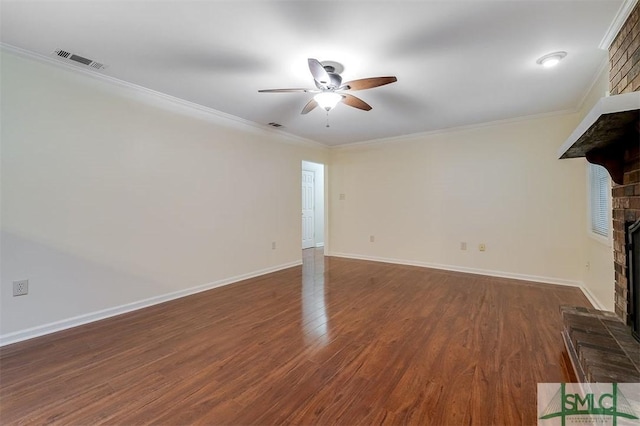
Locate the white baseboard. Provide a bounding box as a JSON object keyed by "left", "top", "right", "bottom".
{"left": 2, "top": 254, "right": 609, "bottom": 347}
{"left": 0, "top": 260, "right": 302, "bottom": 347}
{"left": 328, "top": 252, "right": 584, "bottom": 287}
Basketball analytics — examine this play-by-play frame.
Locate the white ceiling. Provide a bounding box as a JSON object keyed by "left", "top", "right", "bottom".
{"left": 0, "top": 0, "right": 625, "bottom": 146}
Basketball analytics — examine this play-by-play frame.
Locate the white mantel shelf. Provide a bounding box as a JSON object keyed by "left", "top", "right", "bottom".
{"left": 558, "top": 91, "right": 640, "bottom": 184}
{"left": 559, "top": 91, "right": 640, "bottom": 159}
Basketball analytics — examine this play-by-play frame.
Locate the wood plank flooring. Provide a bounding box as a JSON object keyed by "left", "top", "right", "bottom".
{"left": 0, "top": 248, "right": 591, "bottom": 425}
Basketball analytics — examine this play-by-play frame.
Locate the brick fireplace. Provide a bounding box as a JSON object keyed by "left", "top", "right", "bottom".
{"left": 557, "top": 2, "right": 640, "bottom": 382}
{"left": 561, "top": 1, "right": 639, "bottom": 323}
{"left": 609, "top": 3, "right": 640, "bottom": 322}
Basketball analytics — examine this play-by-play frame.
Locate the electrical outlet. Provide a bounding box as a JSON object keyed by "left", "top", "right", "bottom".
{"left": 479, "top": 243, "right": 486, "bottom": 252}
{"left": 370, "top": 235, "right": 375, "bottom": 243}
{"left": 272, "top": 242, "right": 277, "bottom": 250}
{"left": 13, "top": 279, "right": 28, "bottom": 296}
{"left": 461, "top": 242, "right": 467, "bottom": 250}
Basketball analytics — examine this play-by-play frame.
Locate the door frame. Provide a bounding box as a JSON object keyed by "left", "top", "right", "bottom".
{"left": 301, "top": 161, "right": 327, "bottom": 254}
{"left": 301, "top": 169, "right": 315, "bottom": 249}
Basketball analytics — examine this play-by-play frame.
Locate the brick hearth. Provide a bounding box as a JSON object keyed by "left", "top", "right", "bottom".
{"left": 561, "top": 306, "right": 640, "bottom": 382}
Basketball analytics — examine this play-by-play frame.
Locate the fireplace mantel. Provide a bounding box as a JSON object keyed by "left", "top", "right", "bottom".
{"left": 558, "top": 92, "right": 640, "bottom": 184}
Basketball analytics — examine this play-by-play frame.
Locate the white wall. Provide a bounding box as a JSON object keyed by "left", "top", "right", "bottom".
{"left": 329, "top": 113, "right": 588, "bottom": 286}
{"left": 302, "top": 161, "right": 325, "bottom": 247}
{"left": 0, "top": 51, "right": 327, "bottom": 340}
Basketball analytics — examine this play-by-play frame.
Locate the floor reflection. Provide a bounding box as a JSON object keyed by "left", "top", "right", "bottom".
{"left": 301, "top": 248, "right": 329, "bottom": 344}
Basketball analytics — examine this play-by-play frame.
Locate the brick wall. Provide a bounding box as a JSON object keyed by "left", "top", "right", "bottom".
{"left": 612, "top": 145, "right": 640, "bottom": 320}
{"left": 609, "top": 2, "right": 640, "bottom": 320}
{"left": 610, "top": 3, "right": 640, "bottom": 95}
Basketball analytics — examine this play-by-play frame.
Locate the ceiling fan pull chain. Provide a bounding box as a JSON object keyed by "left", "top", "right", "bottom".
{"left": 326, "top": 111, "right": 330, "bottom": 128}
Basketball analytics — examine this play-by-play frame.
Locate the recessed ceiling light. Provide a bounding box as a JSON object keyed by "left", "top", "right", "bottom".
{"left": 536, "top": 51, "right": 567, "bottom": 68}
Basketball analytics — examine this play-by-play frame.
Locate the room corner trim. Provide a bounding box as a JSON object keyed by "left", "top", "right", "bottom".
{"left": 578, "top": 285, "right": 608, "bottom": 310}
{"left": 0, "top": 260, "right": 302, "bottom": 347}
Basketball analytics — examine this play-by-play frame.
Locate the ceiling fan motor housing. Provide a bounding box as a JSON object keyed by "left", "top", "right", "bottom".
{"left": 328, "top": 72, "right": 342, "bottom": 88}
{"left": 315, "top": 65, "right": 343, "bottom": 89}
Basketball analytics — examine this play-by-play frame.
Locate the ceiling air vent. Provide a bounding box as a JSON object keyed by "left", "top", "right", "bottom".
{"left": 52, "top": 49, "right": 108, "bottom": 71}
{"left": 268, "top": 122, "right": 284, "bottom": 128}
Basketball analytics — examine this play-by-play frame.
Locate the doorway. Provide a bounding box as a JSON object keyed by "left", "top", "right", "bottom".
{"left": 301, "top": 161, "right": 325, "bottom": 250}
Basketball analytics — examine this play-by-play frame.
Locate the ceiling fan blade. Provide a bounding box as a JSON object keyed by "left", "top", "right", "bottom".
{"left": 340, "top": 76, "right": 397, "bottom": 91}
{"left": 341, "top": 94, "right": 372, "bottom": 111}
{"left": 258, "top": 88, "right": 313, "bottom": 93}
{"left": 301, "top": 99, "right": 318, "bottom": 114}
{"left": 308, "top": 58, "right": 331, "bottom": 87}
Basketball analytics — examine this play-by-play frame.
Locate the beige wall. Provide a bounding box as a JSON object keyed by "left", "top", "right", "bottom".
{"left": 1, "top": 51, "right": 328, "bottom": 339}
{"left": 329, "top": 113, "right": 589, "bottom": 286}
{"left": 579, "top": 65, "right": 615, "bottom": 310}
{"left": 1, "top": 46, "right": 616, "bottom": 343}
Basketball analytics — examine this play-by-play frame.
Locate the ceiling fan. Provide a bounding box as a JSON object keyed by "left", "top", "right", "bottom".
{"left": 258, "top": 58, "right": 397, "bottom": 116}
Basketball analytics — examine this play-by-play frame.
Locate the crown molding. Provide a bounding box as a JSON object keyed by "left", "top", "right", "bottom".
{"left": 2, "top": 37, "right": 619, "bottom": 153}
{"left": 0, "top": 43, "right": 328, "bottom": 150}
{"left": 331, "top": 107, "right": 576, "bottom": 151}
{"left": 599, "top": 0, "right": 638, "bottom": 50}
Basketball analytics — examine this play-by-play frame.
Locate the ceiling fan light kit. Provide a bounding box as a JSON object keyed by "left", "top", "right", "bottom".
{"left": 258, "top": 58, "right": 398, "bottom": 125}
{"left": 314, "top": 92, "right": 342, "bottom": 111}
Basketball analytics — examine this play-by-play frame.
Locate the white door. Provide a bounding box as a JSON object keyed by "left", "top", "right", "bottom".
{"left": 302, "top": 170, "right": 315, "bottom": 249}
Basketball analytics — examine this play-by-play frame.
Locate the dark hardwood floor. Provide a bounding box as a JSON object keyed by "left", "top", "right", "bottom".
{"left": 0, "top": 248, "right": 590, "bottom": 425}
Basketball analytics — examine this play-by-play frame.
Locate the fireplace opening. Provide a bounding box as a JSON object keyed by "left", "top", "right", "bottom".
{"left": 627, "top": 219, "right": 640, "bottom": 342}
